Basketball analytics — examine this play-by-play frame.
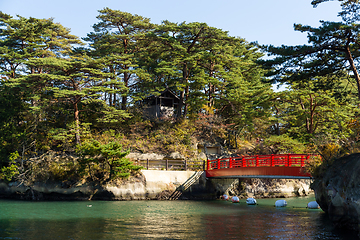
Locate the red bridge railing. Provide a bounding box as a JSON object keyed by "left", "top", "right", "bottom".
{"left": 207, "top": 154, "right": 317, "bottom": 170}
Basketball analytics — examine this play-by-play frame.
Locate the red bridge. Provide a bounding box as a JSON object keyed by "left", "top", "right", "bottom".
{"left": 205, "top": 154, "right": 318, "bottom": 179}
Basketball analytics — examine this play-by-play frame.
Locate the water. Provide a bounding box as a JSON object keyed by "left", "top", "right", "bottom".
{"left": 0, "top": 195, "right": 357, "bottom": 240}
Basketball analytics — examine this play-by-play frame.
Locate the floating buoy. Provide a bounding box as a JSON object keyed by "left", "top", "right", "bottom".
{"left": 231, "top": 196, "right": 240, "bottom": 203}
{"left": 246, "top": 197, "right": 257, "bottom": 205}
{"left": 275, "top": 200, "right": 287, "bottom": 207}
{"left": 222, "top": 194, "right": 229, "bottom": 201}
{"left": 307, "top": 201, "right": 320, "bottom": 209}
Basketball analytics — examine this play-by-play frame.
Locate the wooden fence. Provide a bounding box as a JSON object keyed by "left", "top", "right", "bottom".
{"left": 133, "top": 159, "right": 205, "bottom": 171}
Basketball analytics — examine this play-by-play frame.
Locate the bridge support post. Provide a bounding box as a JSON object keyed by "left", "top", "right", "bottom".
{"left": 286, "top": 154, "right": 290, "bottom": 167}
{"left": 301, "top": 155, "right": 304, "bottom": 167}
{"left": 305, "top": 155, "right": 310, "bottom": 167}
{"left": 271, "top": 154, "right": 274, "bottom": 167}
{"left": 229, "top": 157, "right": 232, "bottom": 168}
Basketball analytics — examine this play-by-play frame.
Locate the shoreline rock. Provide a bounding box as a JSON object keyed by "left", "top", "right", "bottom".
{"left": 312, "top": 153, "right": 360, "bottom": 234}
{"left": 211, "top": 178, "right": 312, "bottom": 199}
{"left": 0, "top": 170, "right": 312, "bottom": 201}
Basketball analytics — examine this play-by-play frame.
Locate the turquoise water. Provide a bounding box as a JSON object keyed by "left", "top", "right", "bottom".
{"left": 0, "top": 195, "right": 357, "bottom": 239}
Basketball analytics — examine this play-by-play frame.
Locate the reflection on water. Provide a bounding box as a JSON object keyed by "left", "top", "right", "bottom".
{"left": 0, "top": 196, "right": 357, "bottom": 239}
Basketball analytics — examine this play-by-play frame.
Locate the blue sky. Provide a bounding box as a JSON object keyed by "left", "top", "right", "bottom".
{"left": 1, "top": 0, "right": 342, "bottom": 46}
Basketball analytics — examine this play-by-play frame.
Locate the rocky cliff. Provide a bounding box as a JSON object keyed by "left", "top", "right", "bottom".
{"left": 311, "top": 153, "right": 360, "bottom": 233}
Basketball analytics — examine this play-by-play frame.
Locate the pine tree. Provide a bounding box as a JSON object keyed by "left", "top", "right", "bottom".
{"left": 263, "top": 2, "right": 360, "bottom": 102}
{"left": 25, "top": 54, "right": 130, "bottom": 145}
{"left": 0, "top": 12, "right": 82, "bottom": 154}
{"left": 85, "top": 8, "right": 153, "bottom": 110}
{"left": 275, "top": 80, "right": 356, "bottom": 142}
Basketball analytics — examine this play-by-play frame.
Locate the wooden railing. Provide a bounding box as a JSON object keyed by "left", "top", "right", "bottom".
{"left": 133, "top": 159, "right": 205, "bottom": 171}
{"left": 132, "top": 154, "right": 319, "bottom": 172}
{"left": 207, "top": 154, "right": 318, "bottom": 170}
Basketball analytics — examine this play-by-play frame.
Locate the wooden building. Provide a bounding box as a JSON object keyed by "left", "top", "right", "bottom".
{"left": 143, "top": 89, "right": 181, "bottom": 120}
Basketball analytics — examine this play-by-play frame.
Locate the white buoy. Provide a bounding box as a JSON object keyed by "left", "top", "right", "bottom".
{"left": 275, "top": 200, "right": 287, "bottom": 207}
{"left": 222, "top": 194, "right": 229, "bottom": 201}
{"left": 307, "top": 201, "right": 320, "bottom": 209}
{"left": 246, "top": 197, "right": 257, "bottom": 205}
{"left": 231, "top": 196, "right": 240, "bottom": 203}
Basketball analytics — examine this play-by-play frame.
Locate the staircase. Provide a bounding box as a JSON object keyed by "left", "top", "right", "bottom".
{"left": 168, "top": 171, "right": 204, "bottom": 200}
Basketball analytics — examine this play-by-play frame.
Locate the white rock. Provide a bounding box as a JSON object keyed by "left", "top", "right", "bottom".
{"left": 307, "top": 201, "right": 320, "bottom": 209}
{"left": 169, "top": 152, "right": 185, "bottom": 159}
{"left": 275, "top": 199, "right": 287, "bottom": 207}
{"left": 222, "top": 194, "right": 229, "bottom": 200}
{"left": 246, "top": 197, "right": 257, "bottom": 205}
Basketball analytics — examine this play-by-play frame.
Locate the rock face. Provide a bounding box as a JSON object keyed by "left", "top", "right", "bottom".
{"left": 210, "top": 178, "right": 312, "bottom": 199}
{"left": 311, "top": 153, "right": 360, "bottom": 232}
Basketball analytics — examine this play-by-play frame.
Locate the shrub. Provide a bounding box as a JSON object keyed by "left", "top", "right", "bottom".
{"left": 257, "top": 135, "right": 306, "bottom": 154}
{"left": 0, "top": 152, "right": 19, "bottom": 182}
{"left": 77, "top": 140, "right": 142, "bottom": 181}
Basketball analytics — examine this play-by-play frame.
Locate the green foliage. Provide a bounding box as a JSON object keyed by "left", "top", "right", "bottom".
{"left": 274, "top": 81, "right": 356, "bottom": 142}
{"left": 312, "top": 0, "right": 360, "bottom": 23}
{"left": 0, "top": 9, "right": 359, "bottom": 186}
{"left": 85, "top": 8, "right": 153, "bottom": 110}
{"left": 303, "top": 155, "right": 323, "bottom": 178}
{"left": 120, "top": 119, "right": 198, "bottom": 158}
{"left": 146, "top": 20, "right": 267, "bottom": 120}
{"left": 48, "top": 161, "right": 77, "bottom": 181}
{"left": 258, "top": 135, "right": 307, "bottom": 155}
{"left": 16, "top": 151, "right": 81, "bottom": 185}
{"left": 263, "top": 17, "right": 360, "bottom": 101}
{"left": 220, "top": 73, "right": 273, "bottom": 136}
{"left": 0, "top": 152, "right": 19, "bottom": 182}
{"left": 48, "top": 122, "right": 92, "bottom": 151}
{"left": 0, "top": 11, "right": 272, "bottom": 157}
{"left": 77, "top": 140, "right": 142, "bottom": 180}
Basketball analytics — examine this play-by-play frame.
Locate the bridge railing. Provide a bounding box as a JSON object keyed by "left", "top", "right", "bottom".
{"left": 207, "top": 154, "right": 318, "bottom": 170}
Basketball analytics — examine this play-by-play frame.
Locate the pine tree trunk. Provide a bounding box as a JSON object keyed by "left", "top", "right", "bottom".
{"left": 208, "top": 62, "right": 215, "bottom": 108}
{"left": 184, "top": 85, "right": 189, "bottom": 117}
{"left": 345, "top": 46, "right": 360, "bottom": 102}
{"left": 74, "top": 102, "right": 81, "bottom": 145}
{"left": 177, "top": 65, "right": 189, "bottom": 120}
{"left": 122, "top": 71, "right": 128, "bottom": 110}
{"left": 177, "top": 90, "right": 184, "bottom": 120}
